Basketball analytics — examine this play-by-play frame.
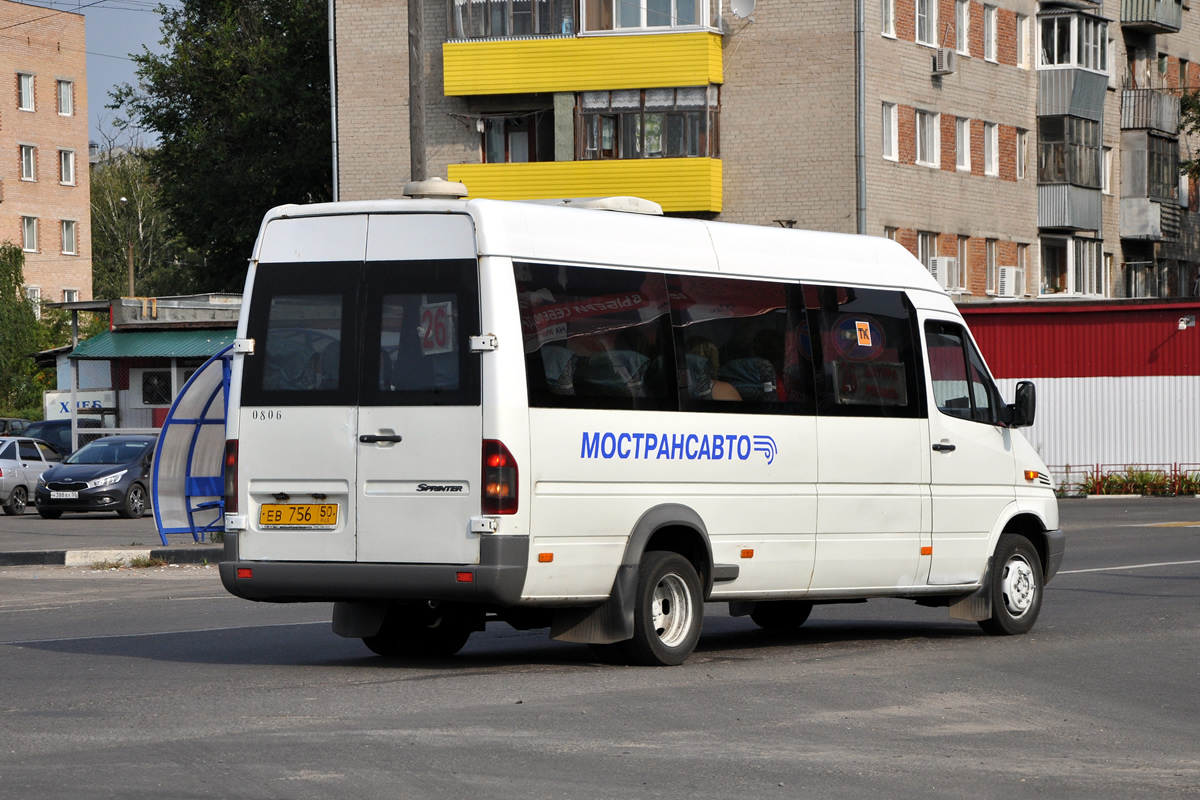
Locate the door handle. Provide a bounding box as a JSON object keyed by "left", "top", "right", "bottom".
{"left": 359, "top": 434, "right": 403, "bottom": 444}
{"left": 932, "top": 443, "right": 956, "bottom": 452}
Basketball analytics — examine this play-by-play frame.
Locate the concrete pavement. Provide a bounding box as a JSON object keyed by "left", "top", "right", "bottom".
{"left": 0, "top": 508, "right": 222, "bottom": 566}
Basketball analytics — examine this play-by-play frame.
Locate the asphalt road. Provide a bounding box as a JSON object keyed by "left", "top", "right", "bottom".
{"left": 0, "top": 498, "right": 1197, "bottom": 799}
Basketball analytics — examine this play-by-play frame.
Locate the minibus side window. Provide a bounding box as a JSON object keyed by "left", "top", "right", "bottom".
{"left": 806, "top": 286, "right": 922, "bottom": 418}
{"left": 667, "top": 275, "right": 815, "bottom": 415}
{"left": 242, "top": 262, "right": 359, "bottom": 406}
{"left": 516, "top": 262, "right": 674, "bottom": 411}
{"left": 925, "top": 320, "right": 1003, "bottom": 424}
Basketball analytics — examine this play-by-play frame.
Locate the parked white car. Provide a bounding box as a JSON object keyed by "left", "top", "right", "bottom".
{"left": 0, "top": 437, "right": 62, "bottom": 515}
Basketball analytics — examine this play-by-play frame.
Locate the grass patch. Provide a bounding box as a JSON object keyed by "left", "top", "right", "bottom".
{"left": 129, "top": 556, "right": 168, "bottom": 568}
{"left": 90, "top": 559, "right": 126, "bottom": 570}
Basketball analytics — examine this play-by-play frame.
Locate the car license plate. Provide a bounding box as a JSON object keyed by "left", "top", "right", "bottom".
{"left": 51, "top": 491, "right": 78, "bottom": 499}
{"left": 258, "top": 503, "right": 338, "bottom": 529}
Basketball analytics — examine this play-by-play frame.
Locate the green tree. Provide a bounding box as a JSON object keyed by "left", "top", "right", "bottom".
{"left": 0, "top": 243, "right": 43, "bottom": 415}
{"left": 112, "top": 0, "right": 332, "bottom": 291}
{"left": 91, "top": 147, "right": 201, "bottom": 299}
{"left": 1182, "top": 89, "right": 1200, "bottom": 182}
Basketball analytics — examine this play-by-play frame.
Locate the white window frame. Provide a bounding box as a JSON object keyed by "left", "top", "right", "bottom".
{"left": 916, "top": 0, "right": 936, "bottom": 46}
{"left": 956, "top": 117, "right": 971, "bottom": 171}
{"left": 59, "top": 149, "right": 75, "bottom": 186}
{"left": 985, "top": 238, "right": 998, "bottom": 293}
{"left": 1016, "top": 14, "right": 1029, "bottom": 68}
{"left": 1039, "top": 14, "right": 1107, "bottom": 74}
{"left": 984, "top": 5, "right": 998, "bottom": 62}
{"left": 57, "top": 79, "right": 72, "bottom": 116}
{"left": 580, "top": 0, "right": 708, "bottom": 32}
{"left": 1074, "top": 238, "right": 1104, "bottom": 297}
{"left": 956, "top": 0, "right": 970, "bottom": 54}
{"left": 1017, "top": 129, "right": 1028, "bottom": 180}
{"left": 882, "top": 102, "right": 898, "bottom": 160}
{"left": 884, "top": 226, "right": 898, "bottom": 240}
{"left": 62, "top": 288, "right": 79, "bottom": 303}
{"left": 21, "top": 216, "right": 38, "bottom": 253}
{"left": 916, "top": 109, "right": 940, "bottom": 167}
{"left": 918, "top": 230, "right": 937, "bottom": 269}
{"left": 17, "top": 73, "right": 34, "bottom": 111}
{"left": 882, "top": 0, "right": 895, "bottom": 37}
{"left": 1102, "top": 146, "right": 1112, "bottom": 194}
{"left": 984, "top": 122, "right": 998, "bottom": 176}
{"left": 20, "top": 144, "right": 36, "bottom": 181}
{"left": 25, "top": 286, "right": 41, "bottom": 319}
{"left": 1017, "top": 243, "right": 1029, "bottom": 295}
{"left": 954, "top": 235, "right": 969, "bottom": 291}
{"left": 61, "top": 219, "right": 77, "bottom": 255}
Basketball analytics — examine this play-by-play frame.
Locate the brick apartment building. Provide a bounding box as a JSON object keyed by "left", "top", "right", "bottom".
{"left": 332, "top": 0, "right": 1200, "bottom": 304}
{"left": 0, "top": 0, "right": 91, "bottom": 311}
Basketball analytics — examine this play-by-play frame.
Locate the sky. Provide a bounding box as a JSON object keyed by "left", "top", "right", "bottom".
{"left": 17, "top": 0, "right": 178, "bottom": 146}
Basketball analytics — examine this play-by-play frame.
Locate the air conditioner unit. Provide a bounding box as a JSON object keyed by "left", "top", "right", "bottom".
{"left": 928, "top": 257, "right": 955, "bottom": 290}
{"left": 997, "top": 266, "right": 1024, "bottom": 298}
{"left": 932, "top": 47, "right": 958, "bottom": 76}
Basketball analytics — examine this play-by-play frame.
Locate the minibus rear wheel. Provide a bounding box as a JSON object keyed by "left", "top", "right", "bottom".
{"left": 750, "top": 600, "right": 814, "bottom": 631}
{"left": 363, "top": 602, "right": 474, "bottom": 657}
{"left": 621, "top": 551, "right": 703, "bottom": 666}
{"left": 978, "top": 533, "right": 1044, "bottom": 636}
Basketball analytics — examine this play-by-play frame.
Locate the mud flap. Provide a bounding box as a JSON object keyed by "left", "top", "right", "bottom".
{"left": 549, "top": 563, "right": 637, "bottom": 644}
{"left": 332, "top": 601, "right": 387, "bottom": 638}
{"left": 948, "top": 557, "right": 993, "bottom": 622}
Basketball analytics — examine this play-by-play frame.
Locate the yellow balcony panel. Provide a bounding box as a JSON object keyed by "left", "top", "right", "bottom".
{"left": 443, "top": 32, "right": 722, "bottom": 96}
{"left": 448, "top": 159, "right": 722, "bottom": 213}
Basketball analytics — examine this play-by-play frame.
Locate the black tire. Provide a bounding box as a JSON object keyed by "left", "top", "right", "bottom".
{"left": 978, "top": 533, "right": 1044, "bottom": 636}
{"left": 37, "top": 508, "right": 63, "bottom": 520}
{"left": 3, "top": 485, "right": 27, "bottom": 516}
{"left": 362, "top": 603, "right": 475, "bottom": 658}
{"left": 620, "top": 551, "right": 704, "bottom": 667}
{"left": 749, "top": 600, "right": 814, "bottom": 631}
{"left": 117, "top": 484, "right": 147, "bottom": 519}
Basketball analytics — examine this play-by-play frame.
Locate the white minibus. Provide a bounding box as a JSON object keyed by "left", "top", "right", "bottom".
{"left": 219, "top": 185, "right": 1063, "bottom": 666}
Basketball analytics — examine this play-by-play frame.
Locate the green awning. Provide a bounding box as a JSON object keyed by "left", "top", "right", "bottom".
{"left": 70, "top": 329, "right": 236, "bottom": 360}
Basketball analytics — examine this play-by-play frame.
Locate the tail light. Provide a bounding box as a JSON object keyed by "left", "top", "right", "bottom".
{"left": 482, "top": 440, "right": 517, "bottom": 515}
{"left": 223, "top": 439, "right": 238, "bottom": 514}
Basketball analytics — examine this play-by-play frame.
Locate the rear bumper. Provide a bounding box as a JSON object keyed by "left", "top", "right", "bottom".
{"left": 1045, "top": 528, "right": 1065, "bottom": 582}
{"left": 218, "top": 532, "right": 529, "bottom": 607}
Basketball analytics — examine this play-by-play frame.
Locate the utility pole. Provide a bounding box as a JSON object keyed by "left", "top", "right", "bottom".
{"left": 409, "top": 0, "right": 426, "bottom": 182}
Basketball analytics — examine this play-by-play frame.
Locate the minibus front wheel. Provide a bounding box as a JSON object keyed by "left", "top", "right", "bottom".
{"left": 978, "top": 533, "right": 1044, "bottom": 636}
{"left": 622, "top": 551, "right": 704, "bottom": 666}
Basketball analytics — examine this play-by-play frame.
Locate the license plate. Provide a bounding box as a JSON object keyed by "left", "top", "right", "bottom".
{"left": 51, "top": 491, "right": 79, "bottom": 499}
{"left": 259, "top": 503, "right": 338, "bottom": 528}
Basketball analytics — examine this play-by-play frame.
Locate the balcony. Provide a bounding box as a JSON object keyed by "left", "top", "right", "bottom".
{"left": 1121, "top": 89, "right": 1180, "bottom": 134}
{"left": 1121, "top": 0, "right": 1183, "bottom": 33}
{"left": 442, "top": 31, "right": 722, "bottom": 96}
{"left": 446, "top": 158, "right": 722, "bottom": 213}
{"left": 1121, "top": 197, "right": 1181, "bottom": 241}
{"left": 1038, "top": 184, "right": 1102, "bottom": 231}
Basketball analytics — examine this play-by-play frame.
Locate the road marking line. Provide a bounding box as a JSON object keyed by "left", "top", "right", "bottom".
{"left": 1060, "top": 559, "right": 1200, "bottom": 575}
{"left": 0, "top": 619, "right": 328, "bottom": 646}
{"left": 1142, "top": 522, "right": 1200, "bottom": 527}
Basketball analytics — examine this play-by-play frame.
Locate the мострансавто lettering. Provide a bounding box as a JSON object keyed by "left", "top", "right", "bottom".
{"left": 580, "top": 432, "right": 778, "bottom": 465}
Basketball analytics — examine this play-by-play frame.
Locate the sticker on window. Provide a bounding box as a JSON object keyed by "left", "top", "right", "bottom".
{"left": 856, "top": 321, "right": 872, "bottom": 347}
{"left": 418, "top": 301, "right": 455, "bottom": 355}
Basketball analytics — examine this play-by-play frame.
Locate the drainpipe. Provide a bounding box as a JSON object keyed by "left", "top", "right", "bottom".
{"left": 328, "top": 0, "right": 339, "bottom": 201}
{"left": 855, "top": 0, "right": 866, "bottom": 235}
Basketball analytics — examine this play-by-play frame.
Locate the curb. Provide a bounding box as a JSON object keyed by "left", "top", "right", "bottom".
{"left": 0, "top": 545, "right": 223, "bottom": 568}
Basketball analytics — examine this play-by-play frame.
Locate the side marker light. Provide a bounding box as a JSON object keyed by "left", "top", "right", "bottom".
{"left": 920, "top": 546, "right": 933, "bottom": 556}
{"left": 740, "top": 549, "right": 754, "bottom": 559}
{"left": 538, "top": 553, "right": 553, "bottom": 563}
{"left": 456, "top": 572, "right": 474, "bottom": 583}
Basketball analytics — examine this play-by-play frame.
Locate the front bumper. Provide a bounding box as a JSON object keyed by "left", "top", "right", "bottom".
{"left": 34, "top": 486, "right": 128, "bottom": 512}
{"left": 218, "top": 532, "right": 530, "bottom": 607}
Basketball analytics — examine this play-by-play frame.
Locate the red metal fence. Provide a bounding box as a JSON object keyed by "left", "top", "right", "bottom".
{"left": 1049, "top": 463, "right": 1200, "bottom": 497}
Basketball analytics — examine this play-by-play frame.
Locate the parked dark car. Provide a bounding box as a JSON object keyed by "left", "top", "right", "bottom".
{"left": 34, "top": 435, "right": 157, "bottom": 519}
{"left": 0, "top": 418, "right": 30, "bottom": 435}
{"left": 23, "top": 418, "right": 103, "bottom": 457}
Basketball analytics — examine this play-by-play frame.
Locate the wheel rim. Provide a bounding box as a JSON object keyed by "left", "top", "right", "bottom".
{"left": 651, "top": 572, "right": 693, "bottom": 648}
{"left": 1000, "top": 554, "right": 1037, "bottom": 618}
{"left": 12, "top": 487, "right": 25, "bottom": 514}
{"left": 129, "top": 487, "right": 145, "bottom": 516}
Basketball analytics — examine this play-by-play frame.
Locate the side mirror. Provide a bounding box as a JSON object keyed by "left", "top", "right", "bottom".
{"left": 1006, "top": 380, "right": 1036, "bottom": 428}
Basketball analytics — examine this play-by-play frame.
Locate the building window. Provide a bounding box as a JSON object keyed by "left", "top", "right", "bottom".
{"left": 1102, "top": 146, "right": 1112, "bottom": 194}
{"left": 482, "top": 113, "right": 554, "bottom": 163}
{"left": 25, "top": 286, "right": 40, "bottom": 319}
{"left": 57, "top": 80, "right": 72, "bottom": 116}
{"left": 21, "top": 216, "right": 37, "bottom": 252}
{"left": 955, "top": 235, "right": 969, "bottom": 291}
{"left": 1181, "top": 59, "right": 1190, "bottom": 91}
{"left": 1016, "top": 14, "right": 1029, "bottom": 68}
{"left": 1041, "top": 236, "right": 1102, "bottom": 295}
{"left": 884, "top": 226, "right": 898, "bottom": 240}
{"left": 916, "top": 110, "right": 939, "bottom": 167}
{"left": 1148, "top": 134, "right": 1180, "bottom": 202}
{"left": 1039, "top": 14, "right": 1107, "bottom": 73}
{"left": 1038, "top": 116, "right": 1101, "bottom": 188}
{"left": 916, "top": 0, "right": 936, "bottom": 46}
{"left": 17, "top": 73, "right": 34, "bottom": 111}
{"left": 580, "top": 0, "right": 704, "bottom": 32}
{"left": 1017, "top": 243, "right": 1029, "bottom": 294}
{"left": 454, "top": 0, "right": 577, "bottom": 37}
{"left": 20, "top": 145, "right": 36, "bottom": 181}
{"left": 63, "top": 288, "right": 79, "bottom": 303}
{"left": 882, "top": 0, "right": 895, "bottom": 36}
{"left": 956, "top": 117, "right": 971, "bottom": 171}
{"left": 984, "top": 122, "right": 998, "bottom": 176}
{"left": 984, "top": 5, "right": 998, "bottom": 61}
{"left": 61, "top": 220, "right": 77, "bottom": 255}
{"left": 956, "top": 0, "right": 969, "bottom": 54}
{"left": 917, "top": 230, "right": 937, "bottom": 269}
{"left": 59, "top": 149, "right": 75, "bottom": 185}
{"left": 1075, "top": 239, "right": 1103, "bottom": 296}
{"left": 882, "top": 102, "right": 898, "bottom": 160}
{"left": 1017, "top": 129, "right": 1028, "bottom": 179}
{"left": 579, "top": 87, "right": 718, "bottom": 160}
{"left": 986, "top": 238, "right": 997, "bottom": 293}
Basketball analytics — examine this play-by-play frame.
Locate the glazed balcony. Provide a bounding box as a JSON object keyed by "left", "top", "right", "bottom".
{"left": 1121, "top": 0, "right": 1183, "bottom": 33}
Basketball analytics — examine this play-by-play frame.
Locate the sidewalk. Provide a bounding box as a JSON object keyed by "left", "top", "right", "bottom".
{"left": 0, "top": 511, "right": 222, "bottom": 567}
